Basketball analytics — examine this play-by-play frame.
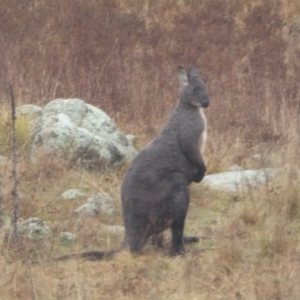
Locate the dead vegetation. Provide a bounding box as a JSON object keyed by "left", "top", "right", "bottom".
{"left": 1, "top": 0, "right": 300, "bottom": 299}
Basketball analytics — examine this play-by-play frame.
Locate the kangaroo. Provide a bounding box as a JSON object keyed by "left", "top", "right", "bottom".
{"left": 121, "top": 66, "right": 209, "bottom": 256}
{"left": 55, "top": 66, "right": 209, "bottom": 261}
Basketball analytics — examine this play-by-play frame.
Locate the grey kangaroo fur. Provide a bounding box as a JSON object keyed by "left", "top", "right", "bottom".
{"left": 56, "top": 66, "right": 209, "bottom": 261}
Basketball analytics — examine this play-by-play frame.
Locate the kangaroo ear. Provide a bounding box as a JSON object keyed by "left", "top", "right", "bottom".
{"left": 178, "top": 66, "right": 188, "bottom": 86}
{"left": 187, "top": 67, "right": 199, "bottom": 79}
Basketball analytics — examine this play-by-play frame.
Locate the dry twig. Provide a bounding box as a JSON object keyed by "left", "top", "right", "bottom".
{"left": 9, "top": 85, "right": 21, "bottom": 244}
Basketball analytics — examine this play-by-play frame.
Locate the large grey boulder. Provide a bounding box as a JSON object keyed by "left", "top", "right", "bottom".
{"left": 30, "top": 98, "right": 137, "bottom": 168}
{"left": 202, "top": 168, "right": 276, "bottom": 192}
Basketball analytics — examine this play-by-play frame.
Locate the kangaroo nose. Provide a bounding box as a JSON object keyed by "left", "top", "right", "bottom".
{"left": 201, "top": 98, "right": 209, "bottom": 108}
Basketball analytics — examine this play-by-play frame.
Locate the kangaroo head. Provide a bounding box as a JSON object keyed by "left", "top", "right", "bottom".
{"left": 178, "top": 66, "right": 209, "bottom": 108}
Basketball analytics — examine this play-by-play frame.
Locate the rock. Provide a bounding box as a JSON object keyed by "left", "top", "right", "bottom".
{"left": 59, "top": 232, "right": 77, "bottom": 245}
{"left": 17, "top": 104, "right": 42, "bottom": 118}
{"left": 17, "top": 217, "right": 52, "bottom": 240}
{"left": 0, "top": 156, "right": 9, "bottom": 165}
{"left": 30, "top": 98, "right": 137, "bottom": 168}
{"left": 74, "top": 193, "right": 116, "bottom": 217}
{"left": 74, "top": 203, "right": 100, "bottom": 216}
{"left": 106, "top": 225, "right": 125, "bottom": 234}
{"left": 61, "top": 189, "right": 85, "bottom": 200}
{"left": 87, "top": 193, "right": 116, "bottom": 216}
{"left": 202, "top": 169, "right": 276, "bottom": 192}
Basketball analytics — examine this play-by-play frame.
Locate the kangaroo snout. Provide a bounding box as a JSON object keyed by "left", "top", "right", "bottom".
{"left": 201, "top": 97, "right": 209, "bottom": 108}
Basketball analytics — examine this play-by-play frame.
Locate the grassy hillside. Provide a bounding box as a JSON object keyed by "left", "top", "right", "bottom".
{"left": 1, "top": 0, "right": 300, "bottom": 299}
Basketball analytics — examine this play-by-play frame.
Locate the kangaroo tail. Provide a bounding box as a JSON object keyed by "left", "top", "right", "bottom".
{"left": 183, "top": 236, "right": 200, "bottom": 244}
{"left": 54, "top": 249, "right": 119, "bottom": 261}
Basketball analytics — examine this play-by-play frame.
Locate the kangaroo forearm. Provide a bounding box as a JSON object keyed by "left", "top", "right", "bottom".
{"left": 186, "top": 151, "right": 205, "bottom": 170}
{"left": 193, "top": 163, "right": 206, "bottom": 183}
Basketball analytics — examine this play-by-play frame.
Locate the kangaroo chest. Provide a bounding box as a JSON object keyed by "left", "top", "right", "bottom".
{"left": 199, "top": 107, "right": 207, "bottom": 153}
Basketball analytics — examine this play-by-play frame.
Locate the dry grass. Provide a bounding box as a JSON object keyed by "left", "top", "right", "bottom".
{"left": 1, "top": 162, "right": 300, "bottom": 299}
{"left": 1, "top": 0, "right": 300, "bottom": 299}
{"left": 0, "top": 103, "right": 33, "bottom": 158}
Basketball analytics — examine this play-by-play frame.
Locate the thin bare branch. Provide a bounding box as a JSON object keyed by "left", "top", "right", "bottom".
{"left": 9, "top": 85, "right": 21, "bottom": 244}
{"left": 0, "top": 173, "right": 3, "bottom": 216}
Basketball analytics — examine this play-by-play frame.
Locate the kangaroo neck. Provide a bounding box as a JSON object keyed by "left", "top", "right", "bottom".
{"left": 178, "top": 101, "right": 200, "bottom": 110}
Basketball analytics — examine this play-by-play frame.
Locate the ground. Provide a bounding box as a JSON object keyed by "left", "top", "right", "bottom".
{"left": 1, "top": 0, "right": 300, "bottom": 299}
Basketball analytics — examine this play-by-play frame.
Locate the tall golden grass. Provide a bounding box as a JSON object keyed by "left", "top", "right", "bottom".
{"left": 1, "top": 0, "right": 300, "bottom": 299}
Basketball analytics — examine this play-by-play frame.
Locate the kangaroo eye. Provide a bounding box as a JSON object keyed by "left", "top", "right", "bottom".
{"left": 193, "top": 87, "right": 200, "bottom": 92}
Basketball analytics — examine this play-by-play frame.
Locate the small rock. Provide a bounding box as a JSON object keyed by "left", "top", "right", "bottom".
{"left": 0, "top": 156, "right": 9, "bottom": 165}
{"left": 74, "top": 203, "right": 100, "bottom": 216}
{"left": 106, "top": 225, "right": 124, "bottom": 234}
{"left": 87, "top": 193, "right": 116, "bottom": 216}
{"left": 59, "top": 232, "right": 77, "bottom": 245}
{"left": 17, "top": 217, "right": 52, "bottom": 240}
{"left": 61, "top": 189, "right": 85, "bottom": 200}
{"left": 202, "top": 169, "right": 276, "bottom": 192}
